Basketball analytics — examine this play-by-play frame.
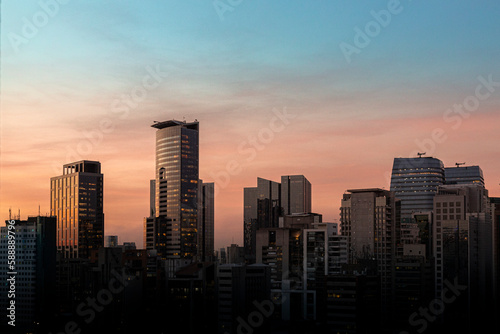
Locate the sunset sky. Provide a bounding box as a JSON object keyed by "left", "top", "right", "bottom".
{"left": 1, "top": 1, "right": 500, "bottom": 250}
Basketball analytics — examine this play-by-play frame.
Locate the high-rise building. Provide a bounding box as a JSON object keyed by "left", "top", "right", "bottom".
{"left": 0, "top": 216, "right": 57, "bottom": 333}
{"left": 390, "top": 156, "right": 445, "bottom": 218}
{"left": 244, "top": 177, "right": 281, "bottom": 263}
{"left": 433, "top": 184, "right": 496, "bottom": 329}
{"left": 281, "top": 175, "right": 312, "bottom": 215}
{"left": 216, "top": 264, "right": 271, "bottom": 334}
{"left": 244, "top": 175, "right": 311, "bottom": 263}
{"left": 445, "top": 165, "right": 485, "bottom": 187}
{"left": 339, "top": 188, "right": 401, "bottom": 323}
{"left": 198, "top": 181, "right": 215, "bottom": 261}
{"left": 50, "top": 160, "right": 104, "bottom": 259}
{"left": 152, "top": 120, "right": 199, "bottom": 259}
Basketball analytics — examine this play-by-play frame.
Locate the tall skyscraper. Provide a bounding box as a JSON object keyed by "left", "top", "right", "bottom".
{"left": 445, "top": 165, "right": 485, "bottom": 187}
{"left": 151, "top": 120, "right": 199, "bottom": 259}
{"left": 340, "top": 188, "right": 401, "bottom": 322}
{"left": 433, "top": 184, "right": 495, "bottom": 328}
{"left": 198, "top": 180, "right": 215, "bottom": 261}
{"left": 244, "top": 177, "right": 281, "bottom": 263}
{"left": 281, "top": 175, "right": 312, "bottom": 215}
{"left": 244, "top": 175, "right": 311, "bottom": 263}
{"left": 50, "top": 160, "right": 104, "bottom": 259}
{"left": 390, "top": 156, "right": 445, "bottom": 218}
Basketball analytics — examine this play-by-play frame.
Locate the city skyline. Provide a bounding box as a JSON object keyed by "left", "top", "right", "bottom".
{"left": 2, "top": 1, "right": 500, "bottom": 252}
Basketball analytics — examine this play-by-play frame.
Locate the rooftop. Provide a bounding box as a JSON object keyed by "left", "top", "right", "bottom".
{"left": 151, "top": 119, "right": 199, "bottom": 130}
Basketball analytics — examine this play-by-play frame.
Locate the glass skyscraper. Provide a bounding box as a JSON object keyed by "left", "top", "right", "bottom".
{"left": 445, "top": 165, "right": 485, "bottom": 187}
{"left": 50, "top": 160, "right": 104, "bottom": 259}
{"left": 390, "top": 156, "right": 445, "bottom": 218}
{"left": 151, "top": 120, "right": 199, "bottom": 259}
{"left": 281, "top": 175, "right": 312, "bottom": 215}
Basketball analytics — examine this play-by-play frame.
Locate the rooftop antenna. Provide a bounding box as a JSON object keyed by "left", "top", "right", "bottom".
{"left": 9, "top": 207, "right": 11, "bottom": 220}
{"left": 417, "top": 152, "right": 426, "bottom": 158}
{"left": 38, "top": 205, "right": 41, "bottom": 216}
{"left": 455, "top": 162, "right": 466, "bottom": 167}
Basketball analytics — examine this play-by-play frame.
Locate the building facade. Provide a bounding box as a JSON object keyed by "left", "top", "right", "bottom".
{"left": 0, "top": 216, "right": 57, "bottom": 332}
{"left": 50, "top": 160, "right": 104, "bottom": 259}
{"left": 390, "top": 156, "right": 445, "bottom": 218}
{"left": 152, "top": 120, "right": 199, "bottom": 259}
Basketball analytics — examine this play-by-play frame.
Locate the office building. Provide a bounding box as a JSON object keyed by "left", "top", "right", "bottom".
{"left": 151, "top": 120, "right": 199, "bottom": 259}
{"left": 50, "top": 160, "right": 104, "bottom": 259}
{"left": 445, "top": 165, "right": 485, "bottom": 187}
{"left": 433, "top": 184, "right": 495, "bottom": 329}
{"left": 281, "top": 175, "right": 312, "bottom": 215}
{"left": 339, "top": 188, "right": 401, "bottom": 323}
{"left": 216, "top": 264, "right": 271, "bottom": 334}
{"left": 390, "top": 156, "right": 445, "bottom": 218}
{"left": 0, "top": 216, "right": 57, "bottom": 333}
{"left": 244, "top": 175, "right": 312, "bottom": 263}
{"left": 244, "top": 177, "right": 281, "bottom": 263}
{"left": 198, "top": 181, "right": 215, "bottom": 261}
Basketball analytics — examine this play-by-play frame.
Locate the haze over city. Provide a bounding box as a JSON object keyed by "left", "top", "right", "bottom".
{"left": 2, "top": 0, "right": 499, "bottom": 252}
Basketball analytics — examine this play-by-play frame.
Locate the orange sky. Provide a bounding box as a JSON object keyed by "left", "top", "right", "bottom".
{"left": 2, "top": 107, "right": 499, "bottom": 250}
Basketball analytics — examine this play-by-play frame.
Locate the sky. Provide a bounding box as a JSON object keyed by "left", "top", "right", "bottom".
{"left": 1, "top": 0, "right": 500, "bottom": 251}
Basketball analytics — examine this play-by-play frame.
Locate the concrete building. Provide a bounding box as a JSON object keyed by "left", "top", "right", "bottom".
{"left": 0, "top": 216, "right": 57, "bottom": 333}
{"left": 339, "top": 188, "right": 401, "bottom": 323}
{"left": 50, "top": 160, "right": 104, "bottom": 259}
{"left": 433, "top": 184, "right": 495, "bottom": 329}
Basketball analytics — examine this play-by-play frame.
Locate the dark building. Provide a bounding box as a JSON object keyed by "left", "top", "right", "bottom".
{"left": 198, "top": 181, "right": 215, "bottom": 261}
{"left": 0, "top": 216, "right": 57, "bottom": 333}
{"left": 326, "top": 268, "right": 380, "bottom": 333}
{"left": 244, "top": 175, "right": 311, "bottom": 264}
{"left": 216, "top": 264, "right": 272, "bottom": 334}
{"left": 166, "top": 262, "right": 217, "bottom": 334}
{"left": 244, "top": 178, "right": 281, "bottom": 263}
{"left": 340, "top": 188, "right": 401, "bottom": 328}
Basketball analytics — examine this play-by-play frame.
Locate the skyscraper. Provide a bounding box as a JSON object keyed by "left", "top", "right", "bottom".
{"left": 445, "top": 165, "right": 485, "bottom": 187}
{"left": 198, "top": 180, "right": 215, "bottom": 261}
{"left": 281, "top": 175, "right": 312, "bottom": 215}
{"left": 151, "top": 120, "right": 199, "bottom": 259}
{"left": 390, "top": 156, "right": 445, "bottom": 218}
{"left": 339, "top": 188, "right": 401, "bottom": 322}
{"left": 50, "top": 160, "right": 104, "bottom": 259}
{"left": 433, "top": 184, "right": 495, "bottom": 328}
{"left": 244, "top": 177, "right": 281, "bottom": 263}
